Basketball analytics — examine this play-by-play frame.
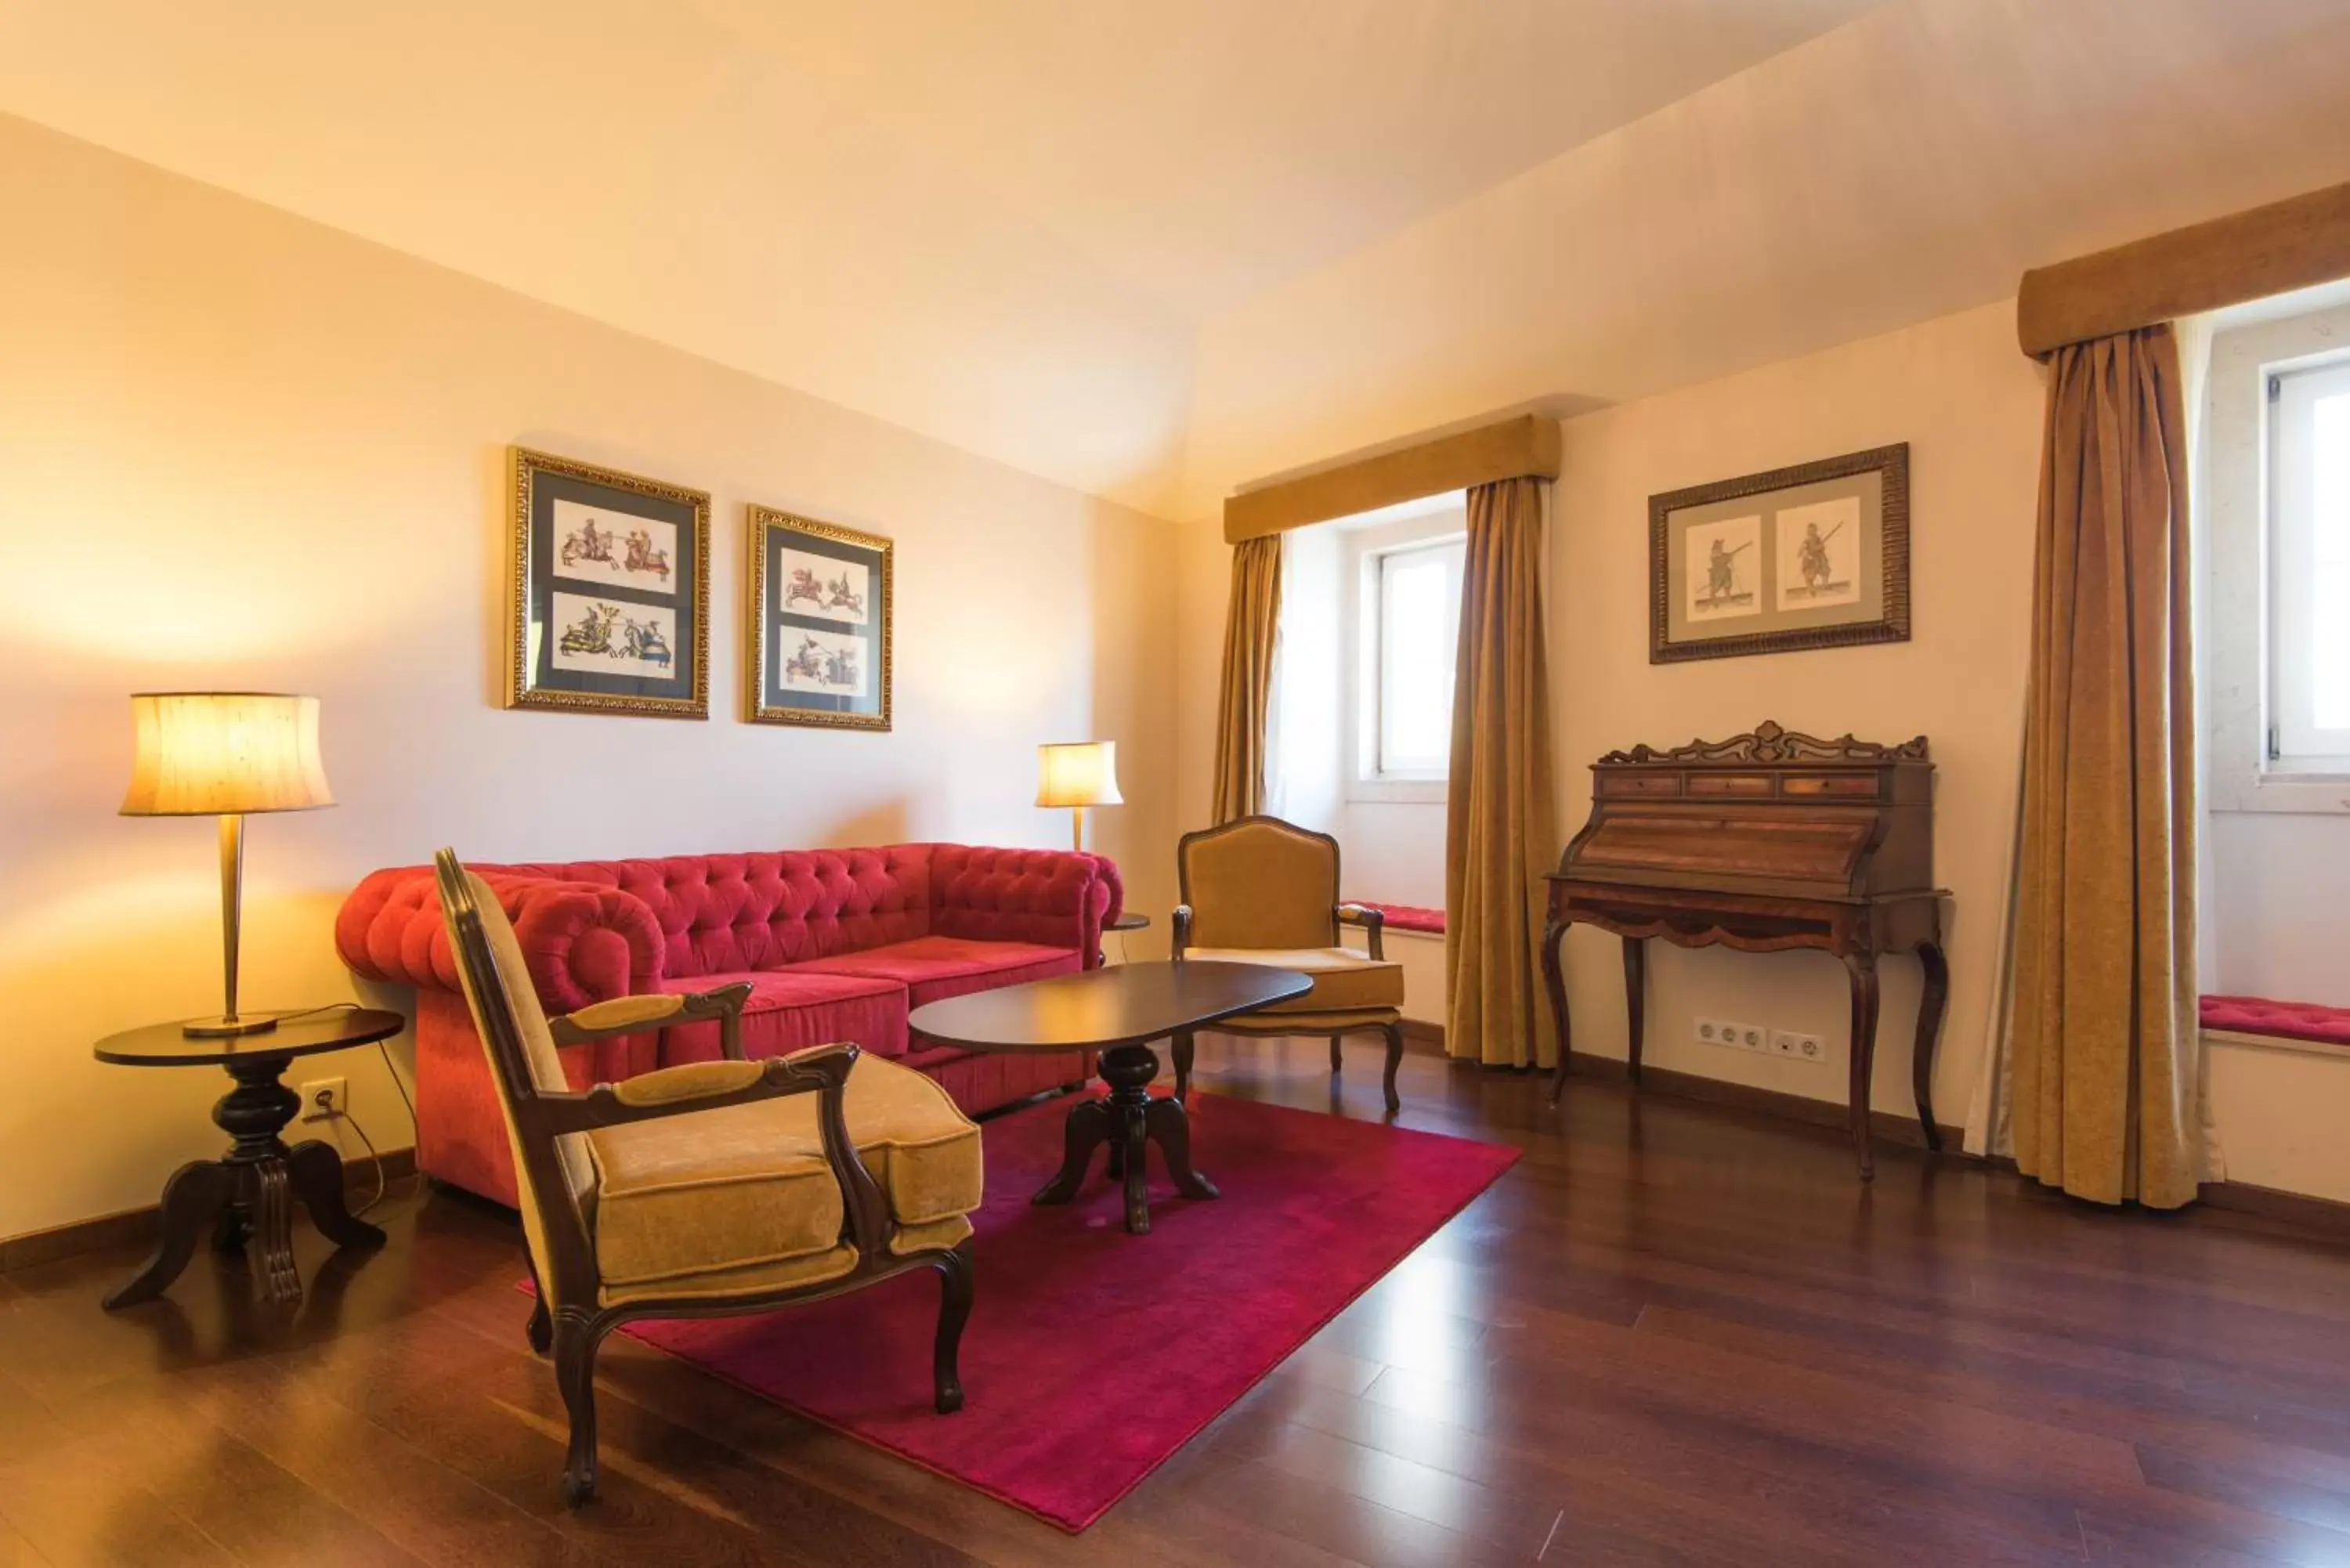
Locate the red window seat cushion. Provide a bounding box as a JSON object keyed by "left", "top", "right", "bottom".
{"left": 1351, "top": 901, "right": 1445, "bottom": 936}
{"left": 2200, "top": 994, "right": 2350, "bottom": 1047}
{"left": 793, "top": 935, "right": 1081, "bottom": 1008}
{"left": 656, "top": 969, "right": 912, "bottom": 1062}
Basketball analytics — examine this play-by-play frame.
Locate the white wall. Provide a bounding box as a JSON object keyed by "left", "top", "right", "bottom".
{"left": 0, "top": 117, "right": 1180, "bottom": 1242}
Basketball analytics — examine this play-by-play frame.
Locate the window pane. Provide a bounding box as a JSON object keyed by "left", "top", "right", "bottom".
{"left": 1379, "top": 543, "right": 1462, "bottom": 774}
{"left": 2315, "top": 392, "right": 2350, "bottom": 730}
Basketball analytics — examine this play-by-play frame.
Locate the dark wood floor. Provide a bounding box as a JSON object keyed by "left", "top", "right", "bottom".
{"left": 13, "top": 1041, "right": 2350, "bottom": 1566}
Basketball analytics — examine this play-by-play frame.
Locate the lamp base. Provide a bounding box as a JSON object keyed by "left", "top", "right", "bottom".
{"left": 182, "top": 1014, "right": 281, "bottom": 1040}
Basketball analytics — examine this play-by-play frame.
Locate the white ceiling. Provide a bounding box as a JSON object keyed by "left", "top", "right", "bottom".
{"left": 0, "top": 0, "right": 1882, "bottom": 509}
{"left": 2, "top": 0, "right": 2348, "bottom": 518}
{"left": 700, "top": 0, "right": 1886, "bottom": 315}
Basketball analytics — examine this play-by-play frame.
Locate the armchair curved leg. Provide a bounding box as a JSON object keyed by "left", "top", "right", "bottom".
{"left": 931, "top": 1239, "right": 974, "bottom": 1414}
{"left": 553, "top": 1312, "right": 612, "bottom": 1507}
{"left": 1380, "top": 1022, "right": 1404, "bottom": 1118}
{"left": 1329, "top": 1037, "right": 1343, "bottom": 1074}
{"left": 525, "top": 1263, "right": 552, "bottom": 1356}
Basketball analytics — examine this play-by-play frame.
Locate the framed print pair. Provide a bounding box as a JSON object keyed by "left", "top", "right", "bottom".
{"left": 1650, "top": 443, "right": 1910, "bottom": 663}
{"left": 746, "top": 505, "right": 893, "bottom": 730}
{"left": 507, "top": 448, "right": 710, "bottom": 717}
{"left": 503, "top": 446, "right": 893, "bottom": 727}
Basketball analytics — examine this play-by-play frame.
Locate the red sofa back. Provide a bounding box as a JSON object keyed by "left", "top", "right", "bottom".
{"left": 337, "top": 842, "right": 1121, "bottom": 1003}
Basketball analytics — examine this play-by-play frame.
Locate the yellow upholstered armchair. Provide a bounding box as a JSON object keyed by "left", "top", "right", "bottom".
{"left": 1171, "top": 816, "right": 1407, "bottom": 1115}
{"left": 432, "top": 850, "right": 979, "bottom": 1507}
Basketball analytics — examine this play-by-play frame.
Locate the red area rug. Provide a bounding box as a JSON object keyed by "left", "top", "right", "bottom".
{"left": 610, "top": 1091, "right": 1517, "bottom": 1530}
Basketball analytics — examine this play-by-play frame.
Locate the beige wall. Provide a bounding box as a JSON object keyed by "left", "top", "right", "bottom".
{"left": 1545, "top": 302, "right": 2044, "bottom": 1127}
{"left": 0, "top": 117, "right": 1180, "bottom": 1244}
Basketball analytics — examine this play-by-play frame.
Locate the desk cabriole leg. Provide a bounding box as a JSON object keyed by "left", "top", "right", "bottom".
{"left": 1913, "top": 941, "right": 1950, "bottom": 1151}
{"left": 1844, "top": 949, "right": 1882, "bottom": 1180}
{"left": 1542, "top": 916, "right": 1572, "bottom": 1104}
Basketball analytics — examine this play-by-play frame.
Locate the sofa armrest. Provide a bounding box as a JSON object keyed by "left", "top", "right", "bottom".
{"left": 930, "top": 845, "right": 1119, "bottom": 968}
{"left": 335, "top": 866, "right": 667, "bottom": 1013}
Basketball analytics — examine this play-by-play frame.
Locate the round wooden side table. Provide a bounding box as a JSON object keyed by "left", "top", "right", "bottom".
{"left": 94, "top": 1006, "right": 404, "bottom": 1310}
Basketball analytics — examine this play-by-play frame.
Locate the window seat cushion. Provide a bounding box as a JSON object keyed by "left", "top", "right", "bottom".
{"left": 2201, "top": 994, "right": 2350, "bottom": 1047}
{"left": 1350, "top": 901, "right": 1445, "bottom": 936}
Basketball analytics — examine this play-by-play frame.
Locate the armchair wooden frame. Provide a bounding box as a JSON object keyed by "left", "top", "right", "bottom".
{"left": 433, "top": 851, "right": 971, "bottom": 1508}
{"left": 1170, "top": 815, "right": 1405, "bottom": 1116}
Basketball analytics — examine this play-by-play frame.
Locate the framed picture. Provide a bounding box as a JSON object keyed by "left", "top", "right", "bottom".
{"left": 747, "top": 505, "right": 893, "bottom": 730}
{"left": 506, "top": 446, "right": 709, "bottom": 717}
{"left": 1650, "top": 443, "right": 1910, "bottom": 663}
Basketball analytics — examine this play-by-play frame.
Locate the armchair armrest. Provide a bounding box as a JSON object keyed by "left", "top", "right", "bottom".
{"left": 1170, "top": 904, "right": 1192, "bottom": 959}
{"left": 549, "top": 981, "right": 754, "bottom": 1058}
{"left": 1337, "top": 902, "right": 1385, "bottom": 960}
{"left": 533, "top": 1042, "right": 891, "bottom": 1259}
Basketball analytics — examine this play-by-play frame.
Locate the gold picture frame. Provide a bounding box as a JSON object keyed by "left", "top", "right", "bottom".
{"left": 506, "top": 446, "right": 710, "bottom": 717}
{"left": 1649, "top": 443, "right": 1910, "bottom": 663}
{"left": 747, "top": 505, "right": 894, "bottom": 731}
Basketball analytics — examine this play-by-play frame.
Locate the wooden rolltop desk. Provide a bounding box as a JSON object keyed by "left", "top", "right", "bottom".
{"left": 1538, "top": 721, "right": 1950, "bottom": 1179}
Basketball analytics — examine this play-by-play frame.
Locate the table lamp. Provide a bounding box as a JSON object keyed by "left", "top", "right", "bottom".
{"left": 121, "top": 693, "right": 334, "bottom": 1038}
{"left": 1036, "top": 740, "right": 1121, "bottom": 851}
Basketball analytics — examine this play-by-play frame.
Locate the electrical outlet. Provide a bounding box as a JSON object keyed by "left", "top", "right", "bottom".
{"left": 1730, "top": 1021, "right": 1766, "bottom": 1052}
{"left": 1771, "top": 1030, "right": 1826, "bottom": 1064}
{"left": 1694, "top": 1017, "right": 1730, "bottom": 1048}
{"left": 302, "top": 1076, "right": 348, "bottom": 1121}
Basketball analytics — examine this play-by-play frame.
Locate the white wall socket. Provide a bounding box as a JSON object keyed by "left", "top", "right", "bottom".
{"left": 1695, "top": 1017, "right": 1769, "bottom": 1053}
{"left": 1771, "top": 1030, "right": 1827, "bottom": 1064}
{"left": 301, "top": 1076, "right": 348, "bottom": 1120}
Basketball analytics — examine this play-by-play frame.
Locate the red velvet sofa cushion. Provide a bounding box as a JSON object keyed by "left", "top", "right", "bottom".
{"left": 2200, "top": 994, "right": 2350, "bottom": 1046}
{"left": 656, "top": 969, "right": 913, "bottom": 1062}
{"left": 792, "top": 936, "right": 1081, "bottom": 1008}
{"left": 1350, "top": 900, "right": 1445, "bottom": 935}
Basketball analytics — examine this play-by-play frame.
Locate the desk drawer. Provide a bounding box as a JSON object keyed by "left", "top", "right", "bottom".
{"left": 1780, "top": 771, "right": 1884, "bottom": 799}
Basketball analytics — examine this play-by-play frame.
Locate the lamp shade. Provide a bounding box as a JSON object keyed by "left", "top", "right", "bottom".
{"left": 121, "top": 693, "right": 334, "bottom": 817}
{"left": 1035, "top": 741, "right": 1123, "bottom": 808}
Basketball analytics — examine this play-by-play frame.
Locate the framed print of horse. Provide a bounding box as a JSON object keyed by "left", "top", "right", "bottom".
{"left": 747, "top": 505, "right": 893, "bottom": 730}
{"left": 506, "top": 446, "right": 710, "bottom": 717}
{"left": 1650, "top": 444, "right": 1909, "bottom": 663}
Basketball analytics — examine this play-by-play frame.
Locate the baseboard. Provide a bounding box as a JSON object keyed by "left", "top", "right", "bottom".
{"left": 1397, "top": 1018, "right": 1447, "bottom": 1051}
{"left": 1559, "top": 1050, "right": 1964, "bottom": 1152}
{"left": 2196, "top": 1177, "right": 2350, "bottom": 1241}
{"left": 0, "top": 1146, "right": 418, "bottom": 1274}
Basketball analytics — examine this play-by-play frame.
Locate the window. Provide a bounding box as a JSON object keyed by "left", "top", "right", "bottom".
{"left": 1366, "top": 535, "right": 1465, "bottom": 779}
{"left": 2271, "top": 360, "right": 2350, "bottom": 769}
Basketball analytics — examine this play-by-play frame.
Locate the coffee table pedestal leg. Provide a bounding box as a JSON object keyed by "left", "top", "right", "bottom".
{"left": 1030, "top": 1041, "right": 1218, "bottom": 1235}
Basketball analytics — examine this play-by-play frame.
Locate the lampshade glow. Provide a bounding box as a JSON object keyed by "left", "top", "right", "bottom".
{"left": 121, "top": 693, "right": 334, "bottom": 817}
{"left": 1035, "top": 741, "right": 1123, "bottom": 808}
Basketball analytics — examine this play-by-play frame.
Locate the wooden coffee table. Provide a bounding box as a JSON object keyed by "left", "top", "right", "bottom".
{"left": 908, "top": 960, "right": 1309, "bottom": 1234}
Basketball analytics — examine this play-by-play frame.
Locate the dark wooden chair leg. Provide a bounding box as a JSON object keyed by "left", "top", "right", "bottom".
{"left": 1542, "top": 916, "right": 1572, "bottom": 1104}
{"left": 1913, "top": 941, "right": 1950, "bottom": 1151}
{"left": 526, "top": 1263, "right": 553, "bottom": 1355}
{"left": 1329, "top": 1036, "right": 1343, "bottom": 1074}
{"left": 1844, "top": 950, "right": 1882, "bottom": 1181}
{"left": 1379, "top": 1022, "right": 1403, "bottom": 1117}
{"left": 1173, "top": 1031, "right": 1194, "bottom": 1100}
{"left": 103, "top": 1159, "right": 235, "bottom": 1310}
{"left": 931, "top": 1239, "right": 973, "bottom": 1414}
{"left": 553, "top": 1312, "right": 610, "bottom": 1507}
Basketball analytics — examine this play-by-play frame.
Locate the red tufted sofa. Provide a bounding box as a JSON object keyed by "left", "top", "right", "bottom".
{"left": 336, "top": 844, "right": 1120, "bottom": 1206}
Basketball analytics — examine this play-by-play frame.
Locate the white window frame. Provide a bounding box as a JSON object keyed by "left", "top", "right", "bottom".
{"left": 2269, "top": 359, "right": 2350, "bottom": 771}
{"left": 2203, "top": 292, "right": 2350, "bottom": 816}
{"left": 1340, "top": 508, "right": 1466, "bottom": 803}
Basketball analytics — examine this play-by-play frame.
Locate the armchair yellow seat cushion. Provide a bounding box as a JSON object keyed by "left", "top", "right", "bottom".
{"left": 584, "top": 1055, "right": 982, "bottom": 1291}
{"left": 1181, "top": 946, "right": 1404, "bottom": 1013}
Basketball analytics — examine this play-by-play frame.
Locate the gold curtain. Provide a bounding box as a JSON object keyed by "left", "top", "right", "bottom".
{"left": 2009, "top": 323, "right": 2200, "bottom": 1209}
{"left": 1445, "top": 476, "right": 1558, "bottom": 1068}
{"left": 1210, "top": 535, "right": 1282, "bottom": 824}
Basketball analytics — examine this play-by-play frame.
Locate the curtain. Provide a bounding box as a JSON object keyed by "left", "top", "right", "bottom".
{"left": 2008, "top": 323, "right": 2201, "bottom": 1209}
{"left": 1210, "top": 534, "right": 1282, "bottom": 824}
{"left": 1445, "top": 476, "right": 1558, "bottom": 1068}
